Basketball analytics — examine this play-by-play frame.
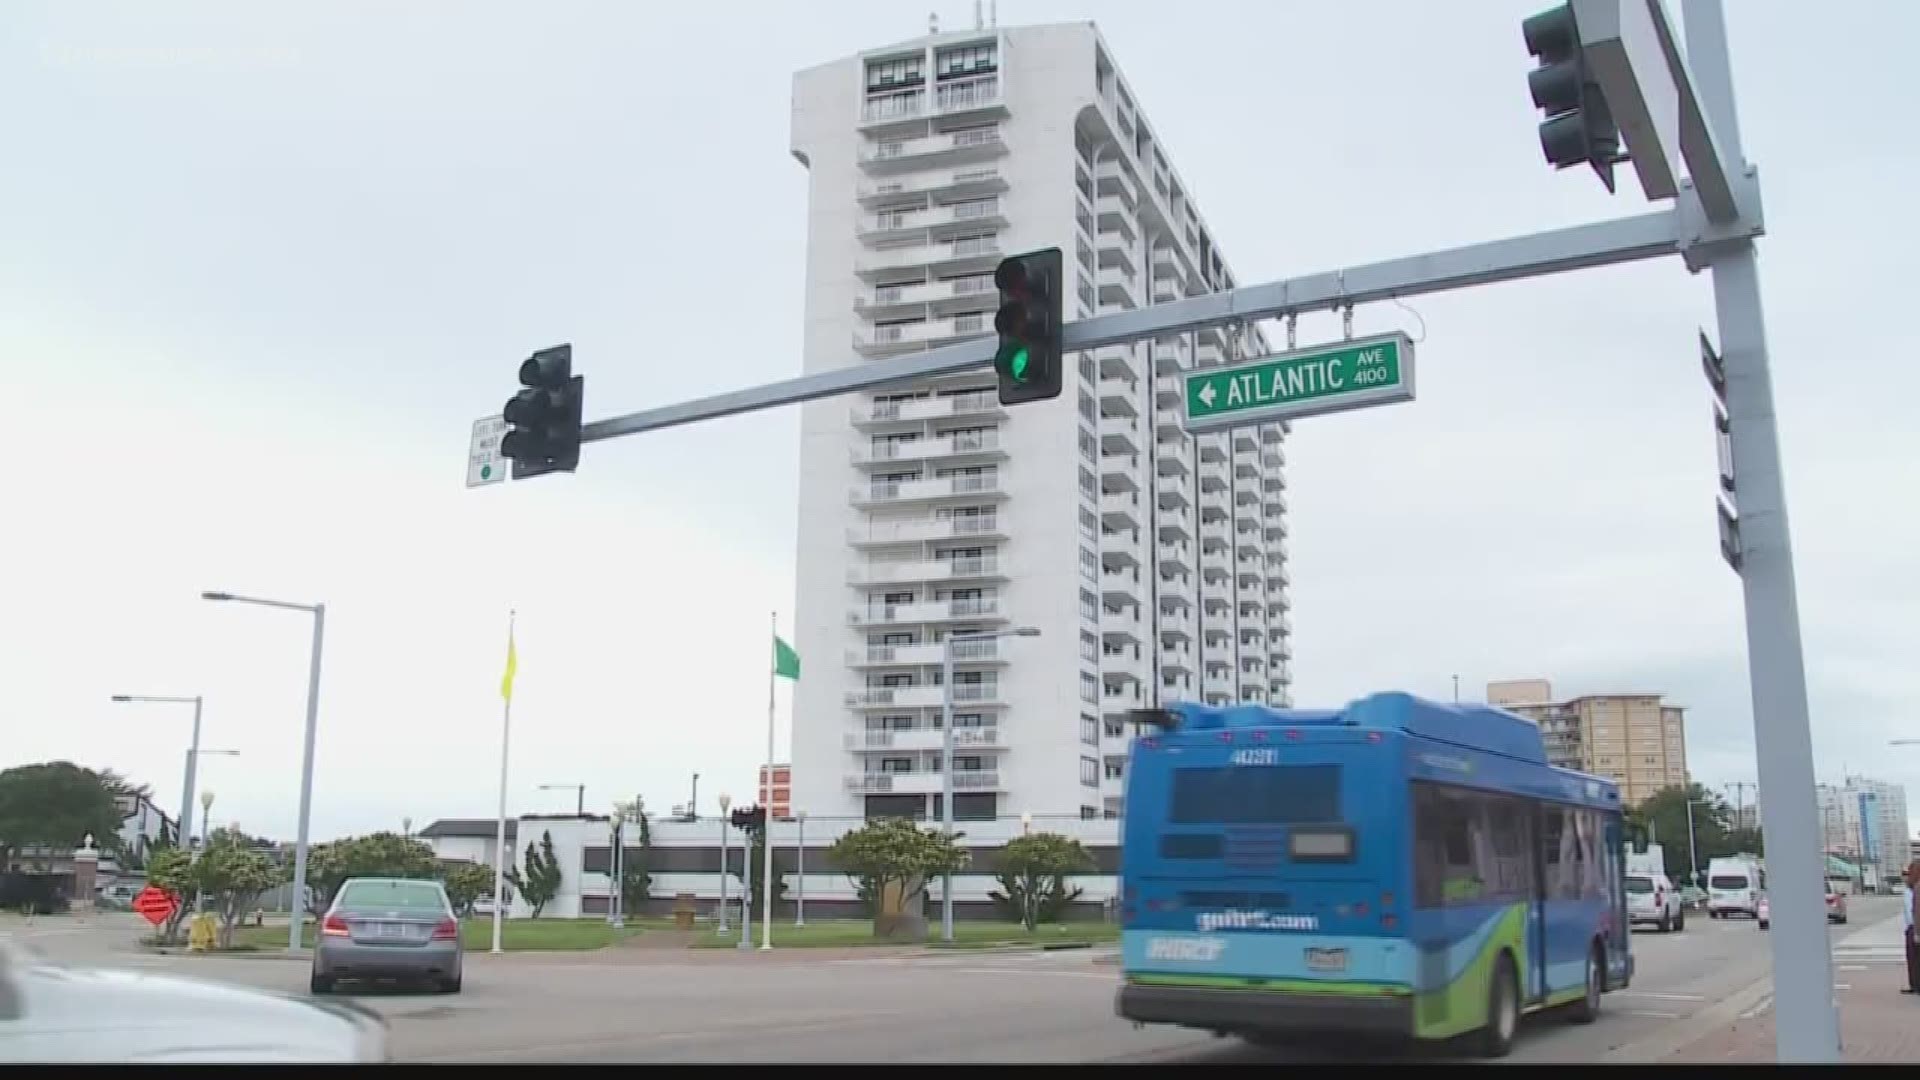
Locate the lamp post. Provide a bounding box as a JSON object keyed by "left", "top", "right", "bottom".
{"left": 202, "top": 590, "right": 325, "bottom": 955}
{"left": 609, "top": 802, "right": 625, "bottom": 929}
{"left": 738, "top": 813, "right": 754, "bottom": 952}
{"left": 940, "top": 626, "right": 1039, "bottom": 943}
{"left": 110, "top": 694, "right": 204, "bottom": 849}
{"left": 716, "top": 793, "right": 731, "bottom": 933}
{"left": 794, "top": 810, "right": 807, "bottom": 927}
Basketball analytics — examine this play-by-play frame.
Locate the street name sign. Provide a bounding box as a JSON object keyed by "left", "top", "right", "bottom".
{"left": 1180, "top": 331, "right": 1416, "bottom": 434}
{"left": 467, "top": 415, "right": 508, "bottom": 488}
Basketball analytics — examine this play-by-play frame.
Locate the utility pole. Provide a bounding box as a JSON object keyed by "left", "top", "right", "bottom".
{"left": 1726, "top": 780, "right": 1757, "bottom": 834}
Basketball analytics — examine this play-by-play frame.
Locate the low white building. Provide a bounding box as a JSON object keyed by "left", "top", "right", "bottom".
{"left": 419, "top": 812, "right": 1122, "bottom": 922}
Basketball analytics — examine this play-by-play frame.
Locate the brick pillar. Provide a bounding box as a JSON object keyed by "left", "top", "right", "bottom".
{"left": 71, "top": 842, "right": 99, "bottom": 916}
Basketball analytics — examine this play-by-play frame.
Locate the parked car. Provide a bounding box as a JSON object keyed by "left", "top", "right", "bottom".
{"left": 0, "top": 936, "right": 387, "bottom": 1061}
{"left": 1626, "top": 871, "right": 1686, "bottom": 932}
{"left": 310, "top": 878, "right": 463, "bottom": 995}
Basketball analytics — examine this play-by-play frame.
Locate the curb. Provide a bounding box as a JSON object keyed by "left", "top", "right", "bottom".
{"left": 1602, "top": 974, "right": 1775, "bottom": 1063}
{"left": 143, "top": 947, "right": 311, "bottom": 961}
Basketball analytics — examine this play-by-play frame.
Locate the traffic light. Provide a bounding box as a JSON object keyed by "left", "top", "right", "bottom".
{"left": 500, "top": 343, "right": 585, "bottom": 480}
{"left": 1523, "top": 4, "right": 1619, "bottom": 193}
{"left": 729, "top": 805, "right": 767, "bottom": 831}
{"left": 992, "top": 248, "right": 1064, "bottom": 406}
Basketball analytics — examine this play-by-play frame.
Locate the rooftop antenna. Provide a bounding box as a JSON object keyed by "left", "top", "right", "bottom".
{"left": 990, "top": 0, "right": 997, "bottom": 28}
{"left": 974, "top": 0, "right": 983, "bottom": 30}
{"left": 929, "top": 12, "right": 939, "bottom": 35}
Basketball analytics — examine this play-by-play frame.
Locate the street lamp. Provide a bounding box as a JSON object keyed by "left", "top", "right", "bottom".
{"left": 940, "top": 626, "right": 1039, "bottom": 942}
{"left": 716, "top": 793, "right": 732, "bottom": 933}
{"left": 609, "top": 801, "right": 626, "bottom": 929}
{"left": 540, "top": 783, "right": 586, "bottom": 816}
{"left": 202, "top": 589, "right": 326, "bottom": 955}
{"left": 110, "top": 694, "right": 205, "bottom": 847}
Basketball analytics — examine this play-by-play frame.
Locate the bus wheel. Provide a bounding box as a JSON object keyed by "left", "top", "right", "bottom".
{"left": 1473, "top": 953, "right": 1519, "bottom": 1059}
{"left": 1567, "top": 945, "right": 1603, "bottom": 1025}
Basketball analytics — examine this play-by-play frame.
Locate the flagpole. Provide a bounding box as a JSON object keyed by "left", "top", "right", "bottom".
{"left": 491, "top": 610, "right": 516, "bottom": 955}
{"left": 761, "top": 611, "right": 776, "bottom": 951}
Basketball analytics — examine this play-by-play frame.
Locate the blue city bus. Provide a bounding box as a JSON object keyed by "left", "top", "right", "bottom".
{"left": 1114, "top": 691, "right": 1632, "bottom": 1058}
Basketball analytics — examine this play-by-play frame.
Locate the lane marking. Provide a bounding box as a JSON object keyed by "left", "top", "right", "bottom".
{"left": 1623, "top": 1009, "right": 1683, "bottom": 1019}
{"left": 1615, "top": 991, "right": 1705, "bottom": 1002}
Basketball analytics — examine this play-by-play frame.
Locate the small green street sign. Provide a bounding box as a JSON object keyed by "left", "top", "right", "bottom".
{"left": 1180, "top": 331, "right": 1416, "bottom": 434}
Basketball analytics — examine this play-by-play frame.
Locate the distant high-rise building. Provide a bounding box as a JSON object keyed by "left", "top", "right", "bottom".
{"left": 1821, "top": 776, "right": 1909, "bottom": 879}
{"left": 1488, "top": 679, "right": 1690, "bottom": 807}
{"left": 759, "top": 763, "right": 793, "bottom": 821}
{"left": 788, "top": 22, "right": 1294, "bottom": 823}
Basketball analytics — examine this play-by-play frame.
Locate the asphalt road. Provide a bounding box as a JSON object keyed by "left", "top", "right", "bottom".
{"left": 6, "top": 898, "right": 1897, "bottom": 1063}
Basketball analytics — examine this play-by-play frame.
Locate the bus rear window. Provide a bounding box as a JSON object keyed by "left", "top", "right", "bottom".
{"left": 1169, "top": 764, "right": 1341, "bottom": 825}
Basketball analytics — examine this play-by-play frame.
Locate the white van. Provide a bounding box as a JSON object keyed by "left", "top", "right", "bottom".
{"left": 1706, "top": 856, "right": 1764, "bottom": 919}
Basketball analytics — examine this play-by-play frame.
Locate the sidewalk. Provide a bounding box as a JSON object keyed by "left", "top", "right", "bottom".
{"left": 1665, "top": 923, "right": 1917, "bottom": 1064}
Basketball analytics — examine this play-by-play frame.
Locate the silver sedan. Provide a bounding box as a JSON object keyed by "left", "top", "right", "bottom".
{"left": 310, "top": 878, "right": 463, "bottom": 995}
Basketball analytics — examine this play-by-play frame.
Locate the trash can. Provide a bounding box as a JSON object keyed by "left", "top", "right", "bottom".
{"left": 673, "top": 893, "right": 696, "bottom": 931}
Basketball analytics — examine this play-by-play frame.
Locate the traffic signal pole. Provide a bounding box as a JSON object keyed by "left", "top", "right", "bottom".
{"left": 1681, "top": 0, "right": 1838, "bottom": 1062}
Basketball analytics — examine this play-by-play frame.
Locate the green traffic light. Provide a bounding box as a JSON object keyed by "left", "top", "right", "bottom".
{"left": 1003, "top": 345, "right": 1031, "bottom": 382}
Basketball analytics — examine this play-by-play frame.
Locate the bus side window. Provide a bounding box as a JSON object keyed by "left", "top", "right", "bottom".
{"left": 1542, "top": 807, "right": 1577, "bottom": 901}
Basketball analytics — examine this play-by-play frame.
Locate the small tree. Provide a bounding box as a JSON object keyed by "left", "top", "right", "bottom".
{"left": 989, "top": 832, "right": 1095, "bottom": 931}
{"left": 439, "top": 860, "right": 496, "bottom": 917}
{"left": 745, "top": 817, "right": 789, "bottom": 909}
{"left": 828, "top": 818, "right": 968, "bottom": 936}
{"left": 144, "top": 846, "right": 196, "bottom": 944}
{"left": 197, "top": 829, "right": 280, "bottom": 949}
{"left": 505, "top": 830, "right": 562, "bottom": 917}
{"left": 620, "top": 811, "right": 652, "bottom": 914}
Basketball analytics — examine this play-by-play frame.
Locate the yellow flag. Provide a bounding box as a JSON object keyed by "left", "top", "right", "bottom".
{"left": 500, "top": 629, "right": 518, "bottom": 702}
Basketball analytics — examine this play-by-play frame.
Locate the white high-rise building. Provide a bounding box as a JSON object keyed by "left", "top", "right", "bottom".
{"left": 1820, "top": 776, "right": 1910, "bottom": 881}
{"left": 788, "top": 21, "right": 1293, "bottom": 824}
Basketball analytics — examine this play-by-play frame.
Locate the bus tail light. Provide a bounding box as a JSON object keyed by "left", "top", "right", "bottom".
{"left": 1217, "top": 731, "right": 1234, "bottom": 743}
{"left": 1284, "top": 729, "right": 1303, "bottom": 741}
{"left": 1366, "top": 731, "right": 1383, "bottom": 744}
{"left": 1381, "top": 913, "right": 1398, "bottom": 930}
{"left": 1353, "top": 900, "right": 1369, "bottom": 917}
{"left": 1250, "top": 730, "right": 1268, "bottom": 742}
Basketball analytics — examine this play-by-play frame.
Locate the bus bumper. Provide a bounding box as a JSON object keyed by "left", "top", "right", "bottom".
{"left": 1116, "top": 982, "right": 1412, "bottom": 1036}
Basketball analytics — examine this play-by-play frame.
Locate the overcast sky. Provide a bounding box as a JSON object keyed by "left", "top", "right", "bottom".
{"left": 3, "top": 1, "right": 1914, "bottom": 842}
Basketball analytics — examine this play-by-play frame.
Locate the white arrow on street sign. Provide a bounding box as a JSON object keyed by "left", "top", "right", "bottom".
{"left": 467, "top": 415, "right": 509, "bottom": 488}
{"left": 1196, "top": 382, "right": 1217, "bottom": 409}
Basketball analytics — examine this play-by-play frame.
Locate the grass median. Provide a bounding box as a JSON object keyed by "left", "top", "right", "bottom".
{"left": 688, "top": 919, "right": 1120, "bottom": 949}
{"left": 228, "top": 918, "right": 645, "bottom": 952}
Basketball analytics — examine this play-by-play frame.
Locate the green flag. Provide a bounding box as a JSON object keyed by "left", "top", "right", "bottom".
{"left": 773, "top": 635, "right": 800, "bottom": 680}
